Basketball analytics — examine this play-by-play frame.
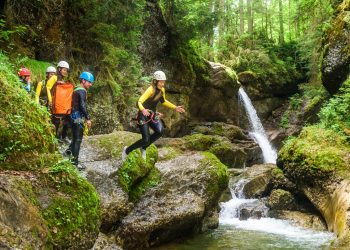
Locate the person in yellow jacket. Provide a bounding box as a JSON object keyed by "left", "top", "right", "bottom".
{"left": 122, "top": 70, "right": 185, "bottom": 161}
{"left": 46, "top": 61, "right": 70, "bottom": 142}
{"left": 35, "top": 66, "right": 56, "bottom": 107}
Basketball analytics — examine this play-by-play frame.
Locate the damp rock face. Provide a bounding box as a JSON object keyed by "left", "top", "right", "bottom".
{"left": 321, "top": 0, "right": 350, "bottom": 94}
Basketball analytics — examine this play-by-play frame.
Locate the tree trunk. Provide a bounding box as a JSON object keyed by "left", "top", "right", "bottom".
{"left": 247, "top": 0, "right": 253, "bottom": 34}
{"left": 239, "top": 0, "right": 244, "bottom": 34}
{"left": 278, "top": 0, "right": 284, "bottom": 44}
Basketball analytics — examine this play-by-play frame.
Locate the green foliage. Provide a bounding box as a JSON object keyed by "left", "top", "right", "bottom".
{"left": 160, "top": 0, "right": 218, "bottom": 43}
{"left": 79, "top": 0, "right": 146, "bottom": 108}
{"left": 0, "top": 19, "right": 27, "bottom": 50}
{"left": 319, "top": 77, "right": 350, "bottom": 135}
{"left": 223, "top": 43, "right": 302, "bottom": 90}
{"left": 289, "top": 93, "right": 302, "bottom": 110}
{"left": 14, "top": 57, "right": 52, "bottom": 83}
{"left": 0, "top": 53, "right": 56, "bottom": 168}
{"left": 279, "top": 112, "right": 290, "bottom": 129}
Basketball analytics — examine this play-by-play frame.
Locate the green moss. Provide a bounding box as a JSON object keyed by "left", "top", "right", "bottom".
{"left": 129, "top": 167, "right": 161, "bottom": 201}
{"left": 172, "top": 43, "right": 210, "bottom": 88}
{"left": 41, "top": 160, "right": 100, "bottom": 248}
{"left": 200, "top": 152, "right": 229, "bottom": 198}
{"left": 0, "top": 52, "right": 56, "bottom": 170}
{"left": 97, "top": 132, "right": 141, "bottom": 158}
{"left": 183, "top": 133, "right": 222, "bottom": 151}
{"left": 278, "top": 126, "right": 350, "bottom": 182}
{"left": 158, "top": 146, "right": 181, "bottom": 161}
{"left": 118, "top": 144, "right": 159, "bottom": 199}
{"left": 14, "top": 57, "right": 52, "bottom": 83}
{"left": 271, "top": 167, "right": 285, "bottom": 178}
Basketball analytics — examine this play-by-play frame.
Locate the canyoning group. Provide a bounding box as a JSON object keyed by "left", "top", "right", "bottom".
{"left": 18, "top": 64, "right": 185, "bottom": 169}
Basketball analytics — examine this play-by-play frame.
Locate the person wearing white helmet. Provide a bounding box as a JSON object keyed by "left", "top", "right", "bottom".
{"left": 46, "top": 60, "right": 70, "bottom": 106}
{"left": 35, "top": 66, "right": 57, "bottom": 106}
{"left": 46, "top": 60, "right": 71, "bottom": 142}
{"left": 122, "top": 70, "right": 185, "bottom": 161}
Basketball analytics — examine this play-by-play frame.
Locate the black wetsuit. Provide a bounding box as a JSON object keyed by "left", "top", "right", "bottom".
{"left": 125, "top": 86, "right": 167, "bottom": 155}
{"left": 69, "top": 87, "right": 89, "bottom": 165}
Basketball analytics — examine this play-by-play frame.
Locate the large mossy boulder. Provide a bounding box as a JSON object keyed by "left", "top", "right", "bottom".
{"left": 115, "top": 151, "right": 228, "bottom": 249}
{"left": 155, "top": 132, "right": 262, "bottom": 168}
{"left": 321, "top": 0, "right": 350, "bottom": 94}
{"left": 277, "top": 126, "right": 350, "bottom": 246}
{"left": 78, "top": 132, "right": 161, "bottom": 231}
{"left": 0, "top": 162, "right": 101, "bottom": 249}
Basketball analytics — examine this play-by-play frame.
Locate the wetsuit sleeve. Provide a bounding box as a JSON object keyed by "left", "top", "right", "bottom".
{"left": 137, "top": 86, "right": 154, "bottom": 111}
{"left": 160, "top": 88, "right": 176, "bottom": 109}
{"left": 46, "top": 75, "right": 57, "bottom": 104}
{"left": 35, "top": 81, "right": 42, "bottom": 104}
{"left": 79, "top": 90, "right": 90, "bottom": 120}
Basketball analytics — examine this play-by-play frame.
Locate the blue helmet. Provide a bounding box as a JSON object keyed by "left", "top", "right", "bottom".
{"left": 79, "top": 71, "right": 94, "bottom": 83}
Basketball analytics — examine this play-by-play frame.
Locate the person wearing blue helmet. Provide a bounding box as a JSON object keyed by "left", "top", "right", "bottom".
{"left": 67, "top": 71, "right": 94, "bottom": 168}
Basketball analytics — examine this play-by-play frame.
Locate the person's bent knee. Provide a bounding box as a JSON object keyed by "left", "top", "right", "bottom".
{"left": 142, "top": 138, "right": 150, "bottom": 147}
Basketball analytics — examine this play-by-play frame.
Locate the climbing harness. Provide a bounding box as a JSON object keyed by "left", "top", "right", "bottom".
{"left": 133, "top": 110, "right": 160, "bottom": 126}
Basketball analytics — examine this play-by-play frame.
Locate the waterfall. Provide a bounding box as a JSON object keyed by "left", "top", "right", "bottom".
{"left": 238, "top": 87, "right": 277, "bottom": 164}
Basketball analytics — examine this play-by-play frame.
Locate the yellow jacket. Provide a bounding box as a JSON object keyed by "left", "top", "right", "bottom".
{"left": 45, "top": 75, "right": 58, "bottom": 104}
{"left": 137, "top": 85, "right": 176, "bottom": 111}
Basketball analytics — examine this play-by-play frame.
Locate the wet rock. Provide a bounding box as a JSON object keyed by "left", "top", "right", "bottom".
{"left": 115, "top": 152, "right": 228, "bottom": 249}
{"left": 238, "top": 199, "right": 269, "bottom": 220}
{"left": 242, "top": 164, "right": 276, "bottom": 198}
{"left": 155, "top": 133, "right": 262, "bottom": 168}
{"left": 278, "top": 126, "right": 350, "bottom": 245}
{"left": 79, "top": 131, "right": 154, "bottom": 231}
{"left": 92, "top": 233, "right": 123, "bottom": 250}
{"left": 267, "top": 189, "right": 297, "bottom": 210}
{"left": 268, "top": 210, "right": 327, "bottom": 231}
{"left": 321, "top": 1, "right": 350, "bottom": 94}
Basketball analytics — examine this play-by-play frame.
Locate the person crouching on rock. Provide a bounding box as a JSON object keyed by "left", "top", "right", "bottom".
{"left": 67, "top": 71, "right": 93, "bottom": 168}
{"left": 122, "top": 70, "right": 185, "bottom": 161}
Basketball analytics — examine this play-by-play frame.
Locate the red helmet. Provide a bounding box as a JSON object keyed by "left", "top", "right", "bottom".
{"left": 18, "top": 68, "right": 31, "bottom": 77}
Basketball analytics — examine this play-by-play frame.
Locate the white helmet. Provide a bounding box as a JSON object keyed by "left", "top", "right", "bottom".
{"left": 57, "top": 61, "right": 69, "bottom": 69}
{"left": 46, "top": 66, "right": 57, "bottom": 73}
{"left": 153, "top": 70, "right": 166, "bottom": 81}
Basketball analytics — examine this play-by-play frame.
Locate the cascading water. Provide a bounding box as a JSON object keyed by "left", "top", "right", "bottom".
{"left": 217, "top": 179, "right": 335, "bottom": 249}
{"left": 238, "top": 87, "right": 277, "bottom": 164}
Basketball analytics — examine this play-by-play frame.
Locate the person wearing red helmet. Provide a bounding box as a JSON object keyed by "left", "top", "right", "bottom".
{"left": 18, "top": 67, "right": 31, "bottom": 93}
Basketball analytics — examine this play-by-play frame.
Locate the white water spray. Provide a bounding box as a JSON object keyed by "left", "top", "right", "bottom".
{"left": 238, "top": 87, "right": 277, "bottom": 164}
{"left": 219, "top": 179, "right": 335, "bottom": 245}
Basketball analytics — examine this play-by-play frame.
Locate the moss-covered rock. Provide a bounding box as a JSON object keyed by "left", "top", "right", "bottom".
{"left": 118, "top": 144, "right": 160, "bottom": 201}
{"left": 278, "top": 126, "right": 350, "bottom": 182}
{"left": 0, "top": 53, "right": 56, "bottom": 170}
{"left": 267, "top": 189, "right": 296, "bottom": 210}
{"left": 190, "top": 122, "right": 249, "bottom": 141}
{"left": 115, "top": 152, "right": 228, "bottom": 249}
{"left": 321, "top": 0, "right": 350, "bottom": 94}
{"left": 0, "top": 163, "right": 101, "bottom": 249}
{"left": 40, "top": 161, "right": 100, "bottom": 249}
{"left": 277, "top": 125, "right": 350, "bottom": 244}
{"left": 183, "top": 133, "right": 248, "bottom": 168}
